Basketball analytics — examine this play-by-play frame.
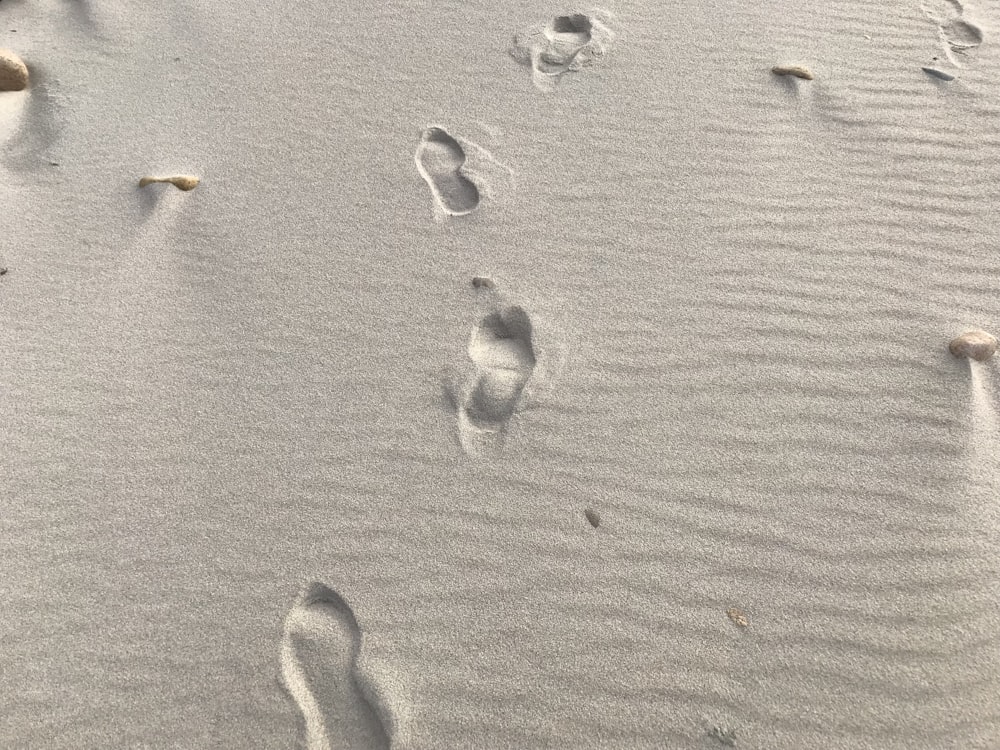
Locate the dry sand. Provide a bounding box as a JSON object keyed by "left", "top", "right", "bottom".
{"left": 2, "top": 0, "right": 1000, "bottom": 748}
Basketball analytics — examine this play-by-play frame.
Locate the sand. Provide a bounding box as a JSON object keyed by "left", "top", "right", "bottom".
{"left": 2, "top": 0, "right": 1000, "bottom": 748}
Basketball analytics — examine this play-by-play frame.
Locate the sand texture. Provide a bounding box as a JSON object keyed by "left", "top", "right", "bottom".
{"left": 2, "top": 0, "right": 1000, "bottom": 748}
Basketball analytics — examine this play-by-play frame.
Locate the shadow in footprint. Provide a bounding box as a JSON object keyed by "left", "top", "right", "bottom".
{"left": 510, "top": 9, "right": 617, "bottom": 91}
{"left": 468, "top": 306, "right": 536, "bottom": 373}
{"left": 280, "top": 583, "right": 395, "bottom": 750}
{"left": 414, "top": 126, "right": 480, "bottom": 217}
{"left": 535, "top": 15, "right": 593, "bottom": 74}
{"left": 459, "top": 305, "right": 537, "bottom": 454}
{"left": 548, "top": 14, "right": 594, "bottom": 45}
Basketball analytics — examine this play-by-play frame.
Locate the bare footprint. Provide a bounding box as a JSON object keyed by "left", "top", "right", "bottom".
{"left": 457, "top": 302, "right": 537, "bottom": 454}
{"left": 922, "top": 0, "right": 984, "bottom": 64}
{"left": 281, "top": 583, "right": 403, "bottom": 750}
{"left": 510, "top": 9, "right": 618, "bottom": 92}
{"left": 414, "top": 126, "right": 480, "bottom": 217}
{"left": 944, "top": 17, "right": 984, "bottom": 54}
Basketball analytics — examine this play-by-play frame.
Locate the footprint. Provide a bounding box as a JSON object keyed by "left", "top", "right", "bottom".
{"left": 922, "top": 0, "right": 984, "bottom": 63}
{"left": 414, "top": 126, "right": 480, "bottom": 217}
{"left": 510, "top": 9, "right": 617, "bottom": 92}
{"left": 943, "top": 17, "right": 984, "bottom": 53}
{"left": 456, "top": 300, "right": 537, "bottom": 455}
{"left": 280, "top": 583, "right": 403, "bottom": 750}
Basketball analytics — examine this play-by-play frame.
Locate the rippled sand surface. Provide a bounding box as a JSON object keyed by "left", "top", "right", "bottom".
{"left": 2, "top": 0, "right": 999, "bottom": 747}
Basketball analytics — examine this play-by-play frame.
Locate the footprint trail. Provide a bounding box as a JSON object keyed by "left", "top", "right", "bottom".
{"left": 280, "top": 583, "right": 401, "bottom": 750}
{"left": 414, "top": 126, "right": 480, "bottom": 217}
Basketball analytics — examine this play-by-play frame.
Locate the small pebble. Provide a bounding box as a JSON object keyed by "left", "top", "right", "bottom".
{"left": 726, "top": 607, "right": 749, "bottom": 628}
{"left": 771, "top": 64, "right": 814, "bottom": 80}
{"left": 584, "top": 508, "right": 601, "bottom": 528}
{"left": 138, "top": 175, "right": 200, "bottom": 191}
{"left": 0, "top": 48, "right": 29, "bottom": 91}
{"left": 471, "top": 277, "right": 495, "bottom": 290}
{"left": 949, "top": 330, "right": 998, "bottom": 362}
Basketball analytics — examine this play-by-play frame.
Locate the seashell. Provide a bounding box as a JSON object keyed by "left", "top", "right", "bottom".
{"left": 138, "top": 175, "right": 200, "bottom": 191}
{"left": 0, "top": 49, "right": 29, "bottom": 92}
{"left": 771, "top": 64, "right": 814, "bottom": 80}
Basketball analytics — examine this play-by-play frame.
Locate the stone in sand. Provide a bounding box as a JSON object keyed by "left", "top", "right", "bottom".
{"left": 949, "top": 330, "right": 998, "bottom": 362}
{"left": 472, "top": 277, "right": 495, "bottom": 290}
{"left": 771, "top": 64, "right": 814, "bottom": 80}
{"left": 0, "top": 49, "right": 29, "bottom": 92}
{"left": 584, "top": 508, "right": 601, "bottom": 528}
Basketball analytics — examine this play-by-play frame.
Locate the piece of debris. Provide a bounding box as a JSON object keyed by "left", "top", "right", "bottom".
{"left": 584, "top": 508, "right": 601, "bottom": 528}
{"left": 771, "top": 64, "right": 814, "bottom": 80}
{"left": 138, "top": 175, "right": 200, "bottom": 191}
{"left": 726, "top": 607, "right": 749, "bottom": 628}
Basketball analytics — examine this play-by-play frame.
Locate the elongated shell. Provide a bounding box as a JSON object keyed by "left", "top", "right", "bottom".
{"left": 139, "top": 175, "right": 200, "bottom": 191}
{"left": 771, "top": 64, "right": 814, "bottom": 80}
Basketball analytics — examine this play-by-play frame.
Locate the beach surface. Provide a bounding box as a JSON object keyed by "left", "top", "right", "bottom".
{"left": 2, "top": 0, "right": 1000, "bottom": 747}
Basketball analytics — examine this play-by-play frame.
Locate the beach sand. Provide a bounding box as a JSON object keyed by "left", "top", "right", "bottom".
{"left": 2, "top": 0, "right": 999, "bottom": 747}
